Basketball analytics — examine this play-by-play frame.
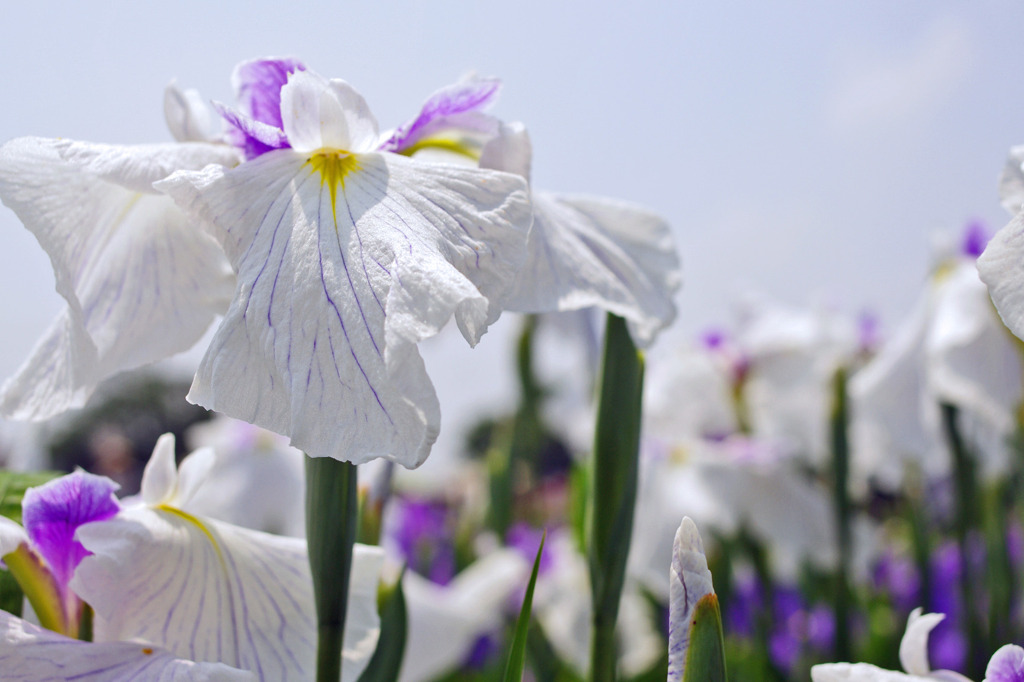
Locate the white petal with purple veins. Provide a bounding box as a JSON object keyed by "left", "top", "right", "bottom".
{"left": 0, "top": 610, "right": 255, "bottom": 681}
{"left": 72, "top": 507, "right": 384, "bottom": 682}
{"left": 158, "top": 148, "right": 529, "bottom": 467}
{"left": 0, "top": 137, "right": 237, "bottom": 419}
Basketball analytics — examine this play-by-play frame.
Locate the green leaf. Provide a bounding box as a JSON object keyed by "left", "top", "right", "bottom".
{"left": 681, "top": 594, "right": 727, "bottom": 682}
{"left": 588, "top": 313, "right": 644, "bottom": 682}
{"left": 0, "top": 470, "right": 64, "bottom": 525}
{"left": 503, "top": 531, "right": 546, "bottom": 682}
{"left": 305, "top": 456, "right": 359, "bottom": 682}
{"left": 357, "top": 569, "right": 408, "bottom": 682}
{"left": 0, "top": 568, "right": 23, "bottom": 618}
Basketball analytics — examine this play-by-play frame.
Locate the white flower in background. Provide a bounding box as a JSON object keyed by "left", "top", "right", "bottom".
{"left": 0, "top": 86, "right": 237, "bottom": 421}
{"left": 185, "top": 416, "right": 306, "bottom": 537}
{"left": 857, "top": 224, "right": 1023, "bottom": 488}
{"left": 532, "top": 529, "right": 662, "bottom": 679}
{"left": 736, "top": 294, "right": 860, "bottom": 467}
{"left": 811, "top": 609, "right": 975, "bottom": 681}
{"left": 71, "top": 434, "right": 384, "bottom": 681}
{"left": 160, "top": 60, "right": 532, "bottom": 468}
{"left": 398, "top": 549, "right": 527, "bottom": 682}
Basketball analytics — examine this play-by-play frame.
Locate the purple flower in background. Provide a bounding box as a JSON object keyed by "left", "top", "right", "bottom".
{"left": 506, "top": 522, "right": 552, "bottom": 574}
{"left": 389, "top": 496, "right": 457, "bottom": 585}
{"left": 928, "top": 541, "right": 968, "bottom": 672}
{"left": 872, "top": 549, "right": 921, "bottom": 613}
{"left": 961, "top": 219, "right": 990, "bottom": 259}
{"left": 724, "top": 571, "right": 761, "bottom": 639}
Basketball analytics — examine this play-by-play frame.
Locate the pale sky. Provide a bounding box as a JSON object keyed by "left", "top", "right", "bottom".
{"left": 1, "top": 1, "right": 1022, "bottom": 469}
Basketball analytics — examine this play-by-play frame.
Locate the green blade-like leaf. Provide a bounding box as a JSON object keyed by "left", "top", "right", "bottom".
{"left": 681, "top": 594, "right": 727, "bottom": 682}
{"left": 588, "top": 313, "right": 644, "bottom": 682}
{"left": 0, "top": 470, "right": 64, "bottom": 525}
{"left": 503, "top": 531, "right": 546, "bottom": 682}
{"left": 0, "top": 569, "right": 23, "bottom": 618}
{"left": 357, "top": 569, "right": 408, "bottom": 682}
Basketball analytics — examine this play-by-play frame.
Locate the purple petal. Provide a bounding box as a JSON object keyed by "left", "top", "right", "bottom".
{"left": 233, "top": 57, "right": 306, "bottom": 129}
{"left": 21, "top": 470, "right": 119, "bottom": 589}
{"left": 381, "top": 77, "right": 501, "bottom": 152}
{"left": 987, "top": 645, "right": 1024, "bottom": 682}
{"left": 215, "top": 101, "right": 291, "bottom": 160}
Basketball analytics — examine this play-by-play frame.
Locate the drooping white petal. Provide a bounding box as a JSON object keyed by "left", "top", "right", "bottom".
{"left": 0, "top": 138, "right": 237, "bottom": 419}
{"left": 507, "top": 191, "right": 679, "bottom": 347}
{"left": 899, "top": 609, "right": 944, "bottom": 677}
{"left": 159, "top": 150, "right": 530, "bottom": 467}
{"left": 667, "top": 517, "right": 715, "bottom": 682}
{"left": 72, "top": 506, "right": 384, "bottom": 682}
{"left": 400, "top": 549, "right": 528, "bottom": 682}
{"left": 280, "top": 72, "right": 380, "bottom": 153}
{"left": 0, "top": 610, "right": 255, "bottom": 681}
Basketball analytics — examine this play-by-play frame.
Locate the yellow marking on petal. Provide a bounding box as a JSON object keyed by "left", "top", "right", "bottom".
{"left": 399, "top": 136, "right": 482, "bottom": 161}
{"left": 157, "top": 505, "right": 224, "bottom": 561}
{"left": 141, "top": 647, "right": 154, "bottom": 656}
{"left": 308, "top": 152, "right": 361, "bottom": 221}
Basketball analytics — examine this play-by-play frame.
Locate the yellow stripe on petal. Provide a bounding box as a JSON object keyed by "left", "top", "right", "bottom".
{"left": 308, "top": 152, "right": 360, "bottom": 220}
{"left": 157, "top": 505, "right": 223, "bottom": 561}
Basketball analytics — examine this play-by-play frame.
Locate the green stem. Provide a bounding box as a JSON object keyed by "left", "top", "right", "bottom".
{"left": 306, "top": 456, "right": 359, "bottom": 682}
{"left": 588, "top": 314, "right": 644, "bottom": 682}
{"left": 940, "top": 403, "right": 982, "bottom": 679}
{"left": 830, "top": 368, "right": 852, "bottom": 661}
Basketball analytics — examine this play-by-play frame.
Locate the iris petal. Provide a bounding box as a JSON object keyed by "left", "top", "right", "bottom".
{"left": 0, "top": 610, "right": 256, "bottom": 681}
{"left": 158, "top": 148, "right": 530, "bottom": 468}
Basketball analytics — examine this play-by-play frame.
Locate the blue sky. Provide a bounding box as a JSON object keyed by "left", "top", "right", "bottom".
{"left": 1, "top": 1, "right": 1022, "bottom": 464}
